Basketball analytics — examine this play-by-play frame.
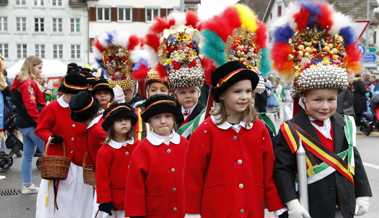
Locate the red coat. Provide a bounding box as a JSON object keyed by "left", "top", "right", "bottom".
{"left": 35, "top": 98, "right": 87, "bottom": 166}
{"left": 185, "top": 117, "right": 283, "bottom": 218}
{"left": 96, "top": 139, "right": 137, "bottom": 210}
{"left": 87, "top": 115, "right": 107, "bottom": 165}
{"left": 125, "top": 134, "right": 188, "bottom": 218}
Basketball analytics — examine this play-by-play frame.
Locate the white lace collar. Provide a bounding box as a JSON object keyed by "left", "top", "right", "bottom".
{"left": 108, "top": 138, "right": 134, "bottom": 149}
{"left": 57, "top": 96, "right": 69, "bottom": 108}
{"left": 146, "top": 131, "right": 180, "bottom": 146}
{"left": 211, "top": 115, "right": 253, "bottom": 133}
{"left": 87, "top": 114, "right": 102, "bottom": 129}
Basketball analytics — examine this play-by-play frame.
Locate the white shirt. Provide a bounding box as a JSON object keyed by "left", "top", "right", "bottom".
{"left": 182, "top": 104, "right": 197, "bottom": 119}
{"left": 309, "top": 117, "right": 332, "bottom": 140}
{"left": 108, "top": 138, "right": 134, "bottom": 149}
{"left": 57, "top": 96, "right": 69, "bottom": 108}
{"left": 210, "top": 115, "right": 253, "bottom": 133}
{"left": 146, "top": 131, "right": 181, "bottom": 146}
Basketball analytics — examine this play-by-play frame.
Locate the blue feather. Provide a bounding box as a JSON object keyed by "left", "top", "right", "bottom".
{"left": 201, "top": 30, "right": 226, "bottom": 66}
{"left": 273, "top": 25, "right": 294, "bottom": 43}
{"left": 259, "top": 48, "right": 271, "bottom": 77}
{"left": 105, "top": 32, "right": 114, "bottom": 44}
{"left": 339, "top": 27, "right": 355, "bottom": 45}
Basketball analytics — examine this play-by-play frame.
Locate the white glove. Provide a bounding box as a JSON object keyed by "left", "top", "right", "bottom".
{"left": 112, "top": 85, "right": 125, "bottom": 103}
{"left": 184, "top": 214, "right": 201, "bottom": 218}
{"left": 355, "top": 196, "right": 370, "bottom": 216}
{"left": 286, "top": 199, "right": 311, "bottom": 218}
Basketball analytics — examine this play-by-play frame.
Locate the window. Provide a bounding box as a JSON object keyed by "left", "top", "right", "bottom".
{"left": 16, "top": 17, "right": 27, "bottom": 32}
{"left": 70, "top": 18, "right": 80, "bottom": 33}
{"left": 71, "top": 44, "right": 80, "bottom": 59}
{"left": 35, "top": 44, "right": 45, "bottom": 58}
{"left": 53, "top": 44, "right": 63, "bottom": 59}
{"left": 0, "top": 44, "right": 9, "bottom": 58}
{"left": 97, "top": 7, "right": 111, "bottom": 21}
{"left": 34, "top": 17, "right": 45, "bottom": 32}
{"left": 17, "top": 44, "right": 27, "bottom": 58}
{"left": 34, "top": 0, "right": 44, "bottom": 7}
{"left": 52, "top": 17, "right": 63, "bottom": 32}
{"left": 118, "top": 8, "right": 132, "bottom": 22}
{"left": 0, "top": 17, "right": 8, "bottom": 32}
{"left": 52, "top": 0, "right": 62, "bottom": 7}
{"left": 16, "top": 0, "right": 26, "bottom": 6}
{"left": 145, "top": 8, "right": 160, "bottom": 22}
{"left": 277, "top": 5, "right": 282, "bottom": 17}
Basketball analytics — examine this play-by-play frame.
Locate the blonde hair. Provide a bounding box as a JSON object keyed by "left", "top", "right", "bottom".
{"left": 210, "top": 99, "right": 257, "bottom": 125}
{"left": 17, "top": 56, "right": 42, "bottom": 81}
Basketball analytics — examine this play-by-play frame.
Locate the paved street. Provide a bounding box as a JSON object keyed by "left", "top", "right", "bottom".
{"left": 0, "top": 133, "right": 378, "bottom": 218}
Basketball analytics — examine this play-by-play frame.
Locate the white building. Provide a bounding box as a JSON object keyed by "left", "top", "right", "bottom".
{"left": 87, "top": 0, "right": 184, "bottom": 65}
{"left": 0, "top": 0, "right": 89, "bottom": 67}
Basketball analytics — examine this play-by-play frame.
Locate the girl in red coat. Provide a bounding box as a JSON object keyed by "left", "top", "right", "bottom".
{"left": 184, "top": 61, "right": 286, "bottom": 218}
{"left": 95, "top": 102, "right": 138, "bottom": 218}
{"left": 125, "top": 94, "right": 187, "bottom": 218}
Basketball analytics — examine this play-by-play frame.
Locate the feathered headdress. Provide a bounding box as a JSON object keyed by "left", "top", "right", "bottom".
{"left": 145, "top": 11, "right": 207, "bottom": 89}
{"left": 93, "top": 31, "right": 140, "bottom": 90}
{"left": 271, "top": 1, "right": 361, "bottom": 93}
{"left": 200, "top": 4, "right": 270, "bottom": 85}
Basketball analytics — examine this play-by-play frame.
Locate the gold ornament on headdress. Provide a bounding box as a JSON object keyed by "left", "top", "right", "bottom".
{"left": 103, "top": 45, "right": 132, "bottom": 79}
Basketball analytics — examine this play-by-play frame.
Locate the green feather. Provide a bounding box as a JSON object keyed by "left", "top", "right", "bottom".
{"left": 201, "top": 30, "right": 226, "bottom": 66}
{"left": 259, "top": 48, "right": 271, "bottom": 77}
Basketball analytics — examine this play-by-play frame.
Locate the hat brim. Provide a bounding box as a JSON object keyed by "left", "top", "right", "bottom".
{"left": 93, "top": 85, "right": 115, "bottom": 98}
{"left": 102, "top": 108, "right": 137, "bottom": 131}
{"left": 213, "top": 69, "right": 259, "bottom": 102}
{"left": 141, "top": 103, "right": 183, "bottom": 124}
{"left": 71, "top": 101, "right": 100, "bottom": 123}
{"left": 59, "top": 84, "right": 85, "bottom": 94}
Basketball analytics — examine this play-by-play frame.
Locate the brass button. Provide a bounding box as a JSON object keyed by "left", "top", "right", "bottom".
{"left": 170, "top": 167, "right": 176, "bottom": 173}
{"left": 125, "top": 151, "right": 130, "bottom": 156}
{"left": 238, "top": 183, "right": 245, "bottom": 189}
{"left": 237, "top": 159, "right": 243, "bottom": 165}
{"left": 240, "top": 208, "right": 245, "bottom": 214}
{"left": 172, "top": 187, "right": 177, "bottom": 192}
{"left": 70, "top": 150, "right": 73, "bottom": 154}
{"left": 232, "top": 135, "right": 238, "bottom": 140}
{"left": 166, "top": 148, "right": 171, "bottom": 154}
{"left": 72, "top": 124, "right": 76, "bottom": 127}
{"left": 203, "top": 130, "right": 208, "bottom": 133}
{"left": 70, "top": 137, "right": 74, "bottom": 141}
{"left": 172, "top": 207, "right": 178, "bottom": 212}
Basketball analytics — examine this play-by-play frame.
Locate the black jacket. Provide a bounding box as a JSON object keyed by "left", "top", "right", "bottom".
{"left": 274, "top": 110, "right": 372, "bottom": 218}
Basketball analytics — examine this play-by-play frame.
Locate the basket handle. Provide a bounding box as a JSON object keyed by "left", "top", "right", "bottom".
{"left": 44, "top": 136, "right": 66, "bottom": 156}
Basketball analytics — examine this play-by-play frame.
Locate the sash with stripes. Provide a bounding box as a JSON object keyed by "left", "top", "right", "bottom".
{"left": 279, "top": 116, "right": 355, "bottom": 184}
{"left": 178, "top": 109, "right": 206, "bottom": 138}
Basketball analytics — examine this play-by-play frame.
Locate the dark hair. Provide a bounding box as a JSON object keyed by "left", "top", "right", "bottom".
{"left": 105, "top": 117, "right": 134, "bottom": 143}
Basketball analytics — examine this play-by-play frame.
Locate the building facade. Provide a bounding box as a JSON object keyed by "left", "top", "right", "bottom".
{"left": 0, "top": 0, "right": 89, "bottom": 67}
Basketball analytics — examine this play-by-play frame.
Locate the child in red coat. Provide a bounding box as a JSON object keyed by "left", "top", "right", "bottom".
{"left": 95, "top": 102, "right": 138, "bottom": 218}
{"left": 184, "top": 61, "right": 286, "bottom": 218}
{"left": 125, "top": 94, "right": 188, "bottom": 218}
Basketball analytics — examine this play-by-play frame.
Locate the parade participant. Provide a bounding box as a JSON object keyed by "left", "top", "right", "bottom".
{"left": 95, "top": 102, "right": 137, "bottom": 218}
{"left": 125, "top": 94, "right": 187, "bottom": 218}
{"left": 92, "top": 78, "right": 114, "bottom": 112}
{"left": 184, "top": 4, "right": 286, "bottom": 218}
{"left": 145, "top": 11, "right": 210, "bottom": 138}
{"left": 35, "top": 73, "right": 93, "bottom": 218}
{"left": 93, "top": 31, "right": 141, "bottom": 105}
{"left": 69, "top": 91, "right": 105, "bottom": 166}
{"left": 271, "top": 2, "right": 372, "bottom": 218}
{"left": 11, "top": 55, "right": 46, "bottom": 194}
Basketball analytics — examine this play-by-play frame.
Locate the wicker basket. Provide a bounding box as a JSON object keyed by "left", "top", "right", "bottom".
{"left": 82, "top": 153, "right": 96, "bottom": 186}
{"left": 40, "top": 139, "right": 70, "bottom": 180}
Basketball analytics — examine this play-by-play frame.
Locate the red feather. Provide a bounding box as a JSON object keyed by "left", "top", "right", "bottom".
{"left": 185, "top": 11, "right": 199, "bottom": 28}
{"left": 127, "top": 35, "right": 140, "bottom": 50}
{"left": 94, "top": 39, "right": 105, "bottom": 53}
{"left": 132, "top": 64, "right": 149, "bottom": 80}
{"left": 345, "top": 43, "right": 361, "bottom": 63}
{"left": 271, "top": 43, "right": 294, "bottom": 74}
{"left": 318, "top": 3, "right": 332, "bottom": 30}
{"left": 201, "top": 57, "right": 216, "bottom": 86}
{"left": 156, "top": 64, "right": 168, "bottom": 80}
{"left": 168, "top": 18, "right": 176, "bottom": 27}
{"left": 255, "top": 22, "right": 267, "bottom": 49}
{"left": 145, "top": 33, "right": 160, "bottom": 52}
{"left": 149, "top": 17, "right": 169, "bottom": 34}
{"left": 294, "top": 6, "right": 309, "bottom": 31}
{"left": 223, "top": 7, "right": 241, "bottom": 31}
